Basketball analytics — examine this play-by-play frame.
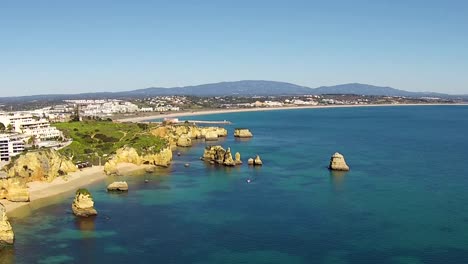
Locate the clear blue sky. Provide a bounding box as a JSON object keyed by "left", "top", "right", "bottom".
{"left": 1, "top": 0, "right": 467, "bottom": 96}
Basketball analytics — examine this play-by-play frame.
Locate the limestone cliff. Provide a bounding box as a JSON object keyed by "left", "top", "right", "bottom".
{"left": 5, "top": 149, "right": 77, "bottom": 182}
{"left": 234, "top": 128, "right": 253, "bottom": 138}
{"left": 201, "top": 146, "right": 242, "bottom": 166}
{"left": 0, "top": 203, "right": 14, "bottom": 244}
{"left": 151, "top": 124, "right": 227, "bottom": 147}
{"left": 0, "top": 149, "right": 75, "bottom": 203}
{"left": 104, "top": 146, "right": 173, "bottom": 175}
{"left": 328, "top": 152, "right": 350, "bottom": 171}
{"left": 176, "top": 134, "right": 192, "bottom": 147}
{"left": 72, "top": 189, "right": 97, "bottom": 217}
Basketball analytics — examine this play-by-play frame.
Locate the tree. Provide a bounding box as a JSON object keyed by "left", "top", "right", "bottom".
{"left": 7, "top": 124, "right": 13, "bottom": 132}
{"left": 0, "top": 122, "right": 5, "bottom": 131}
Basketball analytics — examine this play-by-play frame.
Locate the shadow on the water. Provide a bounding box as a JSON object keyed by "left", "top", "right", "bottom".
{"left": 329, "top": 170, "right": 348, "bottom": 192}
{"left": 0, "top": 245, "right": 15, "bottom": 264}
{"left": 234, "top": 137, "right": 252, "bottom": 143}
{"left": 74, "top": 216, "right": 96, "bottom": 232}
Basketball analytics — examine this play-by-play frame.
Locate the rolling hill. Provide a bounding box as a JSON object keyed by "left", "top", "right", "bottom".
{"left": 0, "top": 81, "right": 466, "bottom": 103}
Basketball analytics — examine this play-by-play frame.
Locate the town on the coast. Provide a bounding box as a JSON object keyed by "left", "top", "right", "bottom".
{"left": 0, "top": 91, "right": 461, "bottom": 245}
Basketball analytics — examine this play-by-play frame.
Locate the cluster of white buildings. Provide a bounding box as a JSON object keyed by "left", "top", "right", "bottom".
{"left": 0, "top": 113, "right": 63, "bottom": 140}
{"left": 0, "top": 112, "right": 64, "bottom": 161}
{"left": 0, "top": 133, "right": 26, "bottom": 162}
{"left": 63, "top": 100, "right": 140, "bottom": 116}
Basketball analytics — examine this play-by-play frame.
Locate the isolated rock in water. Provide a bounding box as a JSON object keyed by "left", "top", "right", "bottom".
{"left": 328, "top": 152, "right": 350, "bottom": 171}
{"left": 235, "top": 152, "right": 242, "bottom": 165}
{"left": 176, "top": 134, "right": 192, "bottom": 147}
{"left": 204, "top": 131, "right": 219, "bottom": 141}
{"left": 248, "top": 155, "right": 263, "bottom": 166}
{"left": 234, "top": 128, "right": 253, "bottom": 138}
{"left": 254, "top": 155, "right": 263, "bottom": 166}
{"left": 0, "top": 203, "right": 14, "bottom": 244}
{"left": 72, "top": 189, "right": 97, "bottom": 217}
{"left": 202, "top": 146, "right": 242, "bottom": 166}
{"left": 107, "top": 181, "right": 128, "bottom": 192}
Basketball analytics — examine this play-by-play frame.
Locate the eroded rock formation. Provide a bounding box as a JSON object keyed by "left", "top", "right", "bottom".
{"left": 248, "top": 155, "right": 263, "bottom": 166}
{"left": 176, "top": 134, "right": 192, "bottom": 147}
{"left": 0, "top": 203, "right": 14, "bottom": 244}
{"left": 107, "top": 181, "right": 129, "bottom": 191}
{"left": 151, "top": 124, "right": 227, "bottom": 147}
{"left": 201, "top": 146, "right": 242, "bottom": 166}
{"left": 72, "top": 189, "right": 97, "bottom": 217}
{"left": 328, "top": 152, "right": 350, "bottom": 171}
{"left": 0, "top": 178, "right": 30, "bottom": 202}
{"left": 104, "top": 146, "right": 173, "bottom": 175}
{"left": 5, "top": 149, "right": 77, "bottom": 182}
{"left": 234, "top": 128, "right": 253, "bottom": 138}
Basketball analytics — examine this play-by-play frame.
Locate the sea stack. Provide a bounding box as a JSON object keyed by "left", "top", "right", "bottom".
{"left": 72, "top": 189, "right": 98, "bottom": 217}
{"left": 235, "top": 152, "right": 242, "bottom": 165}
{"left": 254, "top": 155, "right": 263, "bottom": 166}
{"left": 201, "top": 145, "right": 242, "bottom": 167}
{"left": 234, "top": 128, "right": 253, "bottom": 138}
{"left": 107, "top": 181, "right": 129, "bottom": 192}
{"left": 248, "top": 155, "right": 263, "bottom": 166}
{"left": 0, "top": 203, "right": 14, "bottom": 244}
{"left": 328, "top": 152, "right": 350, "bottom": 171}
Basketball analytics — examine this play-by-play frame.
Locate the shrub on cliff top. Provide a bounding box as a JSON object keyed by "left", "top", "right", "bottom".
{"left": 76, "top": 188, "right": 92, "bottom": 198}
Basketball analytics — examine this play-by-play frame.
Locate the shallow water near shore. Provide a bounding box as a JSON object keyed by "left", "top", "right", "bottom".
{"left": 4, "top": 105, "right": 468, "bottom": 263}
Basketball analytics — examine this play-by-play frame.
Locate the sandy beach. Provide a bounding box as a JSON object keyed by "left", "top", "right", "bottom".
{"left": 2, "top": 163, "right": 148, "bottom": 216}
{"left": 115, "top": 103, "right": 467, "bottom": 123}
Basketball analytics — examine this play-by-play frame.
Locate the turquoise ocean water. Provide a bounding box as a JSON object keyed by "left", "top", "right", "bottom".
{"left": 3, "top": 105, "right": 468, "bottom": 263}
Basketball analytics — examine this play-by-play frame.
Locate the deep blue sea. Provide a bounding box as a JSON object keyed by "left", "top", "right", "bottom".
{"left": 3, "top": 105, "right": 468, "bottom": 264}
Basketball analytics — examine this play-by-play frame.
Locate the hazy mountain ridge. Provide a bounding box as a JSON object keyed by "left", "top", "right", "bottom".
{"left": 0, "top": 81, "right": 466, "bottom": 103}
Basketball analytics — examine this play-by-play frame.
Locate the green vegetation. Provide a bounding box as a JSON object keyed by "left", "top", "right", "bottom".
{"left": 54, "top": 121, "right": 167, "bottom": 164}
{"left": 76, "top": 188, "right": 92, "bottom": 197}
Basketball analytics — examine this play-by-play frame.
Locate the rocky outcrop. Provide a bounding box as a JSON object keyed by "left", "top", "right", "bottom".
{"left": 204, "top": 131, "right": 219, "bottom": 141}
{"left": 248, "top": 155, "right": 263, "bottom": 166}
{"left": 176, "top": 134, "right": 192, "bottom": 147}
{"left": 5, "top": 149, "right": 77, "bottom": 182}
{"left": 5, "top": 185, "right": 29, "bottom": 202}
{"left": 234, "top": 128, "right": 253, "bottom": 138}
{"left": 104, "top": 146, "right": 173, "bottom": 175}
{"left": 201, "top": 146, "right": 242, "bottom": 166}
{"left": 151, "top": 124, "right": 227, "bottom": 147}
{"left": 328, "top": 152, "right": 350, "bottom": 171}
{"left": 235, "top": 152, "right": 242, "bottom": 165}
{"left": 0, "top": 203, "right": 14, "bottom": 244}
{"left": 72, "top": 189, "right": 97, "bottom": 217}
{"left": 0, "top": 179, "right": 30, "bottom": 202}
{"left": 107, "top": 181, "right": 128, "bottom": 191}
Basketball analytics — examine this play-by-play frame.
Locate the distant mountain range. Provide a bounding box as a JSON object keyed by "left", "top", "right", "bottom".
{"left": 0, "top": 81, "right": 466, "bottom": 103}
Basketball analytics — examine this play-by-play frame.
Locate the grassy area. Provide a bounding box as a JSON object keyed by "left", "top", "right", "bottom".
{"left": 54, "top": 121, "right": 167, "bottom": 164}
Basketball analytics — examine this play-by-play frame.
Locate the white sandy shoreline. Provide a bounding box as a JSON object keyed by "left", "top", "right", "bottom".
{"left": 115, "top": 103, "right": 467, "bottom": 123}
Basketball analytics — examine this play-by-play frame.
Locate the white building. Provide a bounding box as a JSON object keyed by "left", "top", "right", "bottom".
{"left": 0, "top": 113, "right": 62, "bottom": 141}
{"left": 0, "top": 133, "right": 26, "bottom": 161}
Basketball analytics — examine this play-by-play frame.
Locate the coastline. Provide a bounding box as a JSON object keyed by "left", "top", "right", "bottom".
{"left": 2, "top": 163, "right": 148, "bottom": 216}
{"left": 115, "top": 103, "right": 467, "bottom": 123}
